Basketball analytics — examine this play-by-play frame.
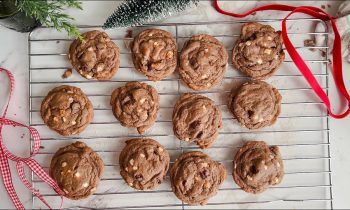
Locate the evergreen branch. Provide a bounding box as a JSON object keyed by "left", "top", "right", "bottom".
{"left": 15, "top": 0, "right": 83, "bottom": 41}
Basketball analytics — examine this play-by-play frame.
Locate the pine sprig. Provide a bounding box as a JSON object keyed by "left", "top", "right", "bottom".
{"left": 103, "top": 0, "right": 199, "bottom": 29}
{"left": 15, "top": 0, "right": 83, "bottom": 41}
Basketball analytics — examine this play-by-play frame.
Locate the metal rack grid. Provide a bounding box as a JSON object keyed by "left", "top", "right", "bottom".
{"left": 29, "top": 18, "right": 333, "bottom": 209}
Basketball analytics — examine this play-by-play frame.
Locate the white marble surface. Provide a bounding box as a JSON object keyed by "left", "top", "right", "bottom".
{"left": 0, "top": 1, "right": 349, "bottom": 209}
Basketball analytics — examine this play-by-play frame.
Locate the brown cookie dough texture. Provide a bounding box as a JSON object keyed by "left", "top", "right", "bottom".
{"left": 49, "top": 141, "right": 104, "bottom": 200}
{"left": 228, "top": 80, "right": 281, "bottom": 129}
{"left": 170, "top": 151, "right": 226, "bottom": 205}
{"left": 41, "top": 85, "right": 94, "bottom": 136}
{"left": 110, "top": 82, "right": 159, "bottom": 134}
{"left": 119, "top": 138, "right": 170, "bottom": 190}
{"left": 69, "top": 30, "right": 120, "bottom": 80}
{"left": 179, "top": 34, "right": 228, "bottom": 90}
{"left": 131, "top": 29, "right": 177, "bottom": 81}
{"left": 233, "top": 141, "right": 284, "bottom": 194}
{"left": 172, "top": 93, "right": 222, "bottom": 149}
{"left": 232, "top": 22, "right": 285, "bottom": 80}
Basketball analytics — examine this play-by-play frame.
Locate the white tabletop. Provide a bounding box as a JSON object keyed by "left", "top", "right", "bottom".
{"left": 0, "top": 1, "right": 349, "bottom": 209}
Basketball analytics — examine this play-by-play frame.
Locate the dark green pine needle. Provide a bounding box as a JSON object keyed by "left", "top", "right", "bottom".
{"left": 103, "top": 0, "right": 199, "bottom": 29}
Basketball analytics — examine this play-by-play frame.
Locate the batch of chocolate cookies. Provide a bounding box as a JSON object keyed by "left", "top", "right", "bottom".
{"left": 41, "top": 22, "right": 286, "bottom": 205}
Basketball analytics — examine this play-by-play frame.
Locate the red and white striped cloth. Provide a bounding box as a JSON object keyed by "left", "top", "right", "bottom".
{"left": 0, "top": 68, "right": 64, "bottom": 209}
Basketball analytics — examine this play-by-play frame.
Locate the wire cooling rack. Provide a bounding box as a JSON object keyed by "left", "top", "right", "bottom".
{"left": 28, "top": 18, "right": 333, "bottom": 209}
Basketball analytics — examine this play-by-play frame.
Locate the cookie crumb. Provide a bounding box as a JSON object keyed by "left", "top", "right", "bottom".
{"left": 125, "top": 29, "right": 133, "bottom": 38}
{"left": 139, "top": 153, "right": 145, "bottom": 158}
{"left": 321, "top": 5, "right": 326, "bottom": 9}
{"left": 74, "top": 172, "right": 81, "bottom": 178}
{"left": 62, "top": 68, "right": 73, "bottom": 79}
{"left": 61, "top": 162, "right": 67, "bottom": 167}
{"left": 129, "top": 159, "right": 134, "bottom": 166}
{"left": 304, "top": 39, "right": 316, "bottom": 51}
{"left": 132, "top": 166, "right": 138, "bottom": 171}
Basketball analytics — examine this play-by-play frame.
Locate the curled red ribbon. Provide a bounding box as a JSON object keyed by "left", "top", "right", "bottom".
{"left": 0, "top": 68, "right": 64, "bottom": 209}
{"left": 213, "top": 0, "right": 350, "bottom": 119}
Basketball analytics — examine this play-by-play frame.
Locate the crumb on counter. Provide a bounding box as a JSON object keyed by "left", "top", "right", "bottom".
{"left": 304, "top": 39, "right": 316, "bottom": 51}
{"left": 62, "top": 68, "right": 73, "bottom": 79}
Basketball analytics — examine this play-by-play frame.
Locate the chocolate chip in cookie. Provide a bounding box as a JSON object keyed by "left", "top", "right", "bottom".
{"left": 119, "top": 138, "right": 170, "bottom": 190}
{"left": 173, "top": 93, "right": 222, "bottom": 149}
{"left": 170, "top": 151, "right": 226, "bottom": 205}
{"left": 69, "top": 30, "right": 120, "bottom": 80}
{"left": 41, "top": 85, "right": 94, "bottom": 136}
{"left": 131, "top": 29, "right": 177, "bottom": 81}
{"left": 179, "top": 34, "right": 228, "bottom": 90}
{"left": 232, "top": 22, "right": 285, "bottom": 80}
{"left": 110, "top": 82, "right": 159, "bottom": 134}
{"left": 228, "top": 80, "right": 281, "bottom": 129}
{"left": 233, "top": 141, "right": 284, "bottom": 194}
{"left": 49, "top": 141, "right": 104, "bottom": 200}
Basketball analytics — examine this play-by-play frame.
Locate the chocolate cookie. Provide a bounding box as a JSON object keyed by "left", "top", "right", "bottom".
{"left": 179, "top": 34, "right": 228, "bottom": 90}
{"left": 49, "top": 141, "right": 104, "bottom": 200}
{"left": 119, "top": 138, "right": 170, "bottom": 190}
{"left": 232, "top": 22, "right": 285, "bottom": 80}
{"left": 131, "top": 29, "right": 177, "bottom": 81}
{"left": 233, "top": 141, "right": 284, "bottom": 194}
{"left": 69, "top": 30, "right": 120, "bottom": 80}
{"left": 228, "top": 80, "right": 281, "bottom": 129}
{"left": 170, "top": 151, "right": 226, "bottom": 205}
{"left": 41, "top": 85, "right": 94, "bottom": 136}
{"left": 172, "top": 93, "right": 222, "bottom": 149}
{"left": 110, "top": 82, "right": 159, "bottom": 134}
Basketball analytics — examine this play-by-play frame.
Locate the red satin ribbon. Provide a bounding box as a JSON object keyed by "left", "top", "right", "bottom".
{"left": 0, "top": 68, "right": 64, "bottom": 209}
{"left": 213, "top": 1, "right": 350, "bottom": 119}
